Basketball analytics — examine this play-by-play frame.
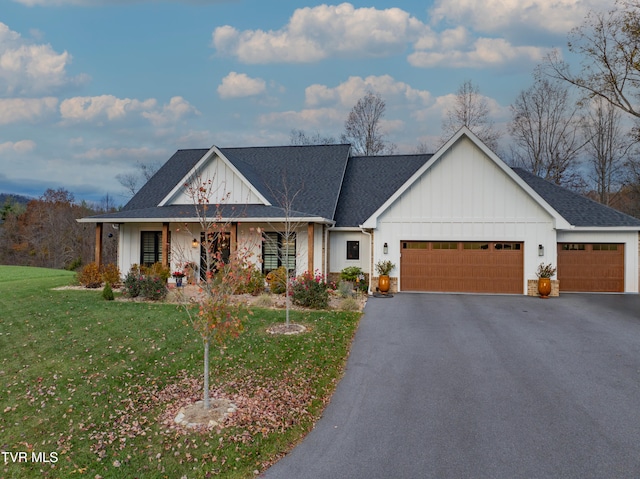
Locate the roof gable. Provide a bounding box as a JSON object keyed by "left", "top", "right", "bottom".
{"left": 121, "top": 143, "right": 351, "bottom": 221}
{"left": 159, "top": 146, "right": 270, "bottom": 207}
{"left": 360, "top": 127, "right": 569, "bottom": 229}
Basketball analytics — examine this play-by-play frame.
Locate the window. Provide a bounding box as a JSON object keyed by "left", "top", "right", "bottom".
{"left": 593, "top": 244, "right": 618, "bottom": 251}
{"left": 262, "top": 232, "right": 296, "bottom": 274}
{"left": 403, "top": 242, "right": 428, "bottom": 249}
{"left": 432, "top": 242, "right": 458, "bottom": 250}
{"left": 494, "top": 243, "right": 521, "bottom": 251}
{"left": 463, "top": 242, "right": 489, "bottom": 250}
{"left": 347, "top": 241, "right": 360, "bottom": 260}
{"left": 562, "top": 244, "right": 586, "bottom": 251}
{"left": 140, "top": 231, "right": 164, "bottom": 267}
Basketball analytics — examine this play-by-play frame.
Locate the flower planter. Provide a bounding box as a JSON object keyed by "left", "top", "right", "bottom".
{"left": 378, "top": 275, "right": 390, "bottom": 293}
{"left": 538, "top": 278, "right": 551, "bottom": 298}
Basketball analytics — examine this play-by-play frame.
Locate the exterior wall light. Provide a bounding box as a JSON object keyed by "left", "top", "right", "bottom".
{"left": 192, "top": 238, "right": 199, "bottom": 248}
{"left": 383, "top": 242, "right": 388, "bottom": 254}
{"left": 538, "top": 244, "right": 544, "bottom": 256}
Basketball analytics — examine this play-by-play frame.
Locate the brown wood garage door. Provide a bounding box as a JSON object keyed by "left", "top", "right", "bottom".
{"left": 400, "top": 241, "right": 524, "bottom": 293}
{"left": 557, "top": 243, "right": 624, "bottom": 292}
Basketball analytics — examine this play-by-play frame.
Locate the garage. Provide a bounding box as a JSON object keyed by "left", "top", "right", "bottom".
{"left": 557, "top": 243, "right": 624, "bottom": 292}
{"left": 400, "top": 241, "right": 524, "bottom": 294}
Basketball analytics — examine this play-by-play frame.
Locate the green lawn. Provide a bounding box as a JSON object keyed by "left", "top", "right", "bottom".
{"left": 0, "top": 266, "right": 361, "bottom": 478}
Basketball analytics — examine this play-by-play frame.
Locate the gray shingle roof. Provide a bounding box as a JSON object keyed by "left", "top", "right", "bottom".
{"left": 513, "top": 167, "right": 640, "bottom": 227}
{"left": 219, "top": 144, "right": 351, "bottom": 219}
{"left": 123, "top": 149, "right": 207, "bottom": 211}
{"left": 334, "top": 154, "right": 431, "bottom": 227}
{"left": 95, "top": 144, "right": 351, "bottom": 222}
{"left": 84, "top": 143, "right": 640, "bottom": 230}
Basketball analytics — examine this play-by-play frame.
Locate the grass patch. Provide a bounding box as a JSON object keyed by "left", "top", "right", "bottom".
{"left": 0, "top": 266, "right": 361, "bottom": 478}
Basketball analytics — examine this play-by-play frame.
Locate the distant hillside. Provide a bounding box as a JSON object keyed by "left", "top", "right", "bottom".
{"left": 0, "top": 193, "right": 32, "bottom": 205}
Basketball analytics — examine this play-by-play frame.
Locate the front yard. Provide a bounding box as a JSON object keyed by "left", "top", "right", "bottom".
{"left": 0, "top": 266, "right": 361, "bottom": 478}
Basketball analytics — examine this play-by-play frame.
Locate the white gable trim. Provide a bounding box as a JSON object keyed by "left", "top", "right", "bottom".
{"left": 360, "top": 127, "right": 570, "bottom": 229}
{"left": 158, "top": 146, "right": 271, "bottom": 207}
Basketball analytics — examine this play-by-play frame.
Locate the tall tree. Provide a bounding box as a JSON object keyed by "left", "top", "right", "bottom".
{"left": 545, "top": 0, "right": 640, "bottom": 120}
{"left": 509, "top": 77, "right": 586, "bottom": 187}
{"left": 581, "top": 97, "right": 631, "bottom": 205}
{"left": 289, "top": 129, "right": 336, "bottom": 145}
{"left": 441, "top": 79, "right": 501, "bottom": 151}
{"left": 116, "top": 160, "right": 161, "bottom": 198}
{"left": 341, "top": 91, "right": 396, "bottom": 156}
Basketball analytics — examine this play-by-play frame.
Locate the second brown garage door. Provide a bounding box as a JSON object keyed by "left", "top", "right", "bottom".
{"left": 400, "top": 241, "right": 524, "bottom": 294}
{"left": 557, "top": 243, "right": 624, "bottom": 292}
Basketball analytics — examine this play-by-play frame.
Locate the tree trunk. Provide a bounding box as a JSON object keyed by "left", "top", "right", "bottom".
{"left": 203, "top": 338, "right": 210, "bottom": 409}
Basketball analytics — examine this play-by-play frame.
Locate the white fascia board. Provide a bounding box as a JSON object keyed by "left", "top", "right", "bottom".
{"left": 559, "top": 226, "right": 640, "bottom": 232}
{"left": 361, "top": 127, "right": 571, "bottom": 230}
{"left": 80, "top": 216, "right": 334, "bottom": 224}
{"left": 157, "top": 146, "right": 271, "bottom": 207}
{"left": 328, "top": 226, "right": 363, "bottom": 231}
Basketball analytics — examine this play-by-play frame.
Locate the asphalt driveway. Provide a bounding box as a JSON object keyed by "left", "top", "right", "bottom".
{"left": 262, "top": 293, "right": 640, "bottom": 479}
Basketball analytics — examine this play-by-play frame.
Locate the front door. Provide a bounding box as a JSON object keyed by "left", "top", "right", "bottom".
{"left": 200, "top": 231, "right": 231, "bottom": 280}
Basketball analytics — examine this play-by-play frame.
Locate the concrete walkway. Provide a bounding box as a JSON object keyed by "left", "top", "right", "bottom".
{"left": 262, "top": 293, "right": 640, "bottom": 479}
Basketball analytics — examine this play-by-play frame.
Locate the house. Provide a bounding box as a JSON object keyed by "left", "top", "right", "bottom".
{"left": 80, "top": 127, "right": 640, "bottom": 295}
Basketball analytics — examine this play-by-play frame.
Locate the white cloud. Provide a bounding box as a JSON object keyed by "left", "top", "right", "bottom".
{"left": 59, "top": 95, "right": 157, "bottom": 122}
{"left": 141, "top": 96, "right": 200, "bottom": 126}
{"left": 430, "top": 0, "right": 605, "bottom": 37}
{"left": 0, "top": 22, "right": 87, "bottom": 95}
{"left": 73, "top": 146, "right": 167, "bottom": 161}
{"left": 0, "top": 97, "right": 58, "bottom": 125}
{"left": 0, "top": 139, "right": 36, "bottom": 154}
{"left": 217, "top": 72, "right": 266, "bottom": 99}
{"left": 409, "top": 37, "right": 548, "bottom": 68}
{"left": 260, "top": 75, "right": 431, "bottom": 136}
{"left": 212, "top": 3, "right": 429, "bottom": 63}
{"left": 259, "top": 107, "right": 344, "bottom": 129}
{"left": 305, "top": 75, "right": 431, "bottom": 108}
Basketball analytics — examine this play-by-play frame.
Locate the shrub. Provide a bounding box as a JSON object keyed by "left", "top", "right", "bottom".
{"left": 102, "top": 263, "right": 121, "bottom": 287}
{"left": 78, "top": 262, "right": 103, "bottom": 288}
{"left": 141, "top": 262, "right": 171, "bottom": 282}
{"left": 337, "top": 281, "right": 354, "bottom": 298}
{"left": 102, "top": 283, "right": 115, "bottom": 301}
{"left": 234, "top": 266, "right": 265, "bottom": 296}
{"left": 340, "top": 266, "right": 362, "bottom": 282}
{"left": 266, "top": 266, "right": 289, "bottom": 295}
{"left": 339, "top": 297, "right": 360, "bottom": 311}
{"left": 292, "top": 270, "right": 329, "bottom": 309}
{"left": 140, "top": 275, "right": 168, "bottom": 301}
{"left": 340, "top": 266, "right": 367, "bottom": 292}
{"left": 123, "top": 268, "right": 142, "bottom": 298}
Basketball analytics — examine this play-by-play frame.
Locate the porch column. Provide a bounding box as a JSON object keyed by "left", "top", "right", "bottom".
{"left": 308, "top": 222, "right": 315, "bottom": 272}
{"left": 230, "top": 222, "right": 237, "bottom": 255}
{"left": 94, "top": 223, "right": 103, "bottom": 266}
{"left": 162, "top": 222, "right": 169, "bottom": 268}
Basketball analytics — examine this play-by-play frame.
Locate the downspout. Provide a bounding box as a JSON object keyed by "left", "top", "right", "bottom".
{"left": 324, "top": 224, "right": 329, "bottom": 277}
{"left": 361, "top": 228, "right": 373, "bottom": 295}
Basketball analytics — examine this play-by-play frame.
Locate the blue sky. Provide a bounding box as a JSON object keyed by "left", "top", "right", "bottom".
{"left": 0, "top": 0, "right": 610, "bottom": 203}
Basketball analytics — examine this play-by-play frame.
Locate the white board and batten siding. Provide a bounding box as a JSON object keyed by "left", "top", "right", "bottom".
{"left": 329, "top": 231, "right": 371, "bottom": 274}
{"left": 374, "top": 137, "right": 557, "bottom": 293}
{"left": 168, "top": 155, "right": 264, "bottom": 205}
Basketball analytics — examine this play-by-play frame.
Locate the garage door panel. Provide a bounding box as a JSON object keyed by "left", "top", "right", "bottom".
{"left": 400, "top": 241, "right": 523, "bottom": 294}
{"left": 557, "top": 243, "right": 624, "bottom": 292}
